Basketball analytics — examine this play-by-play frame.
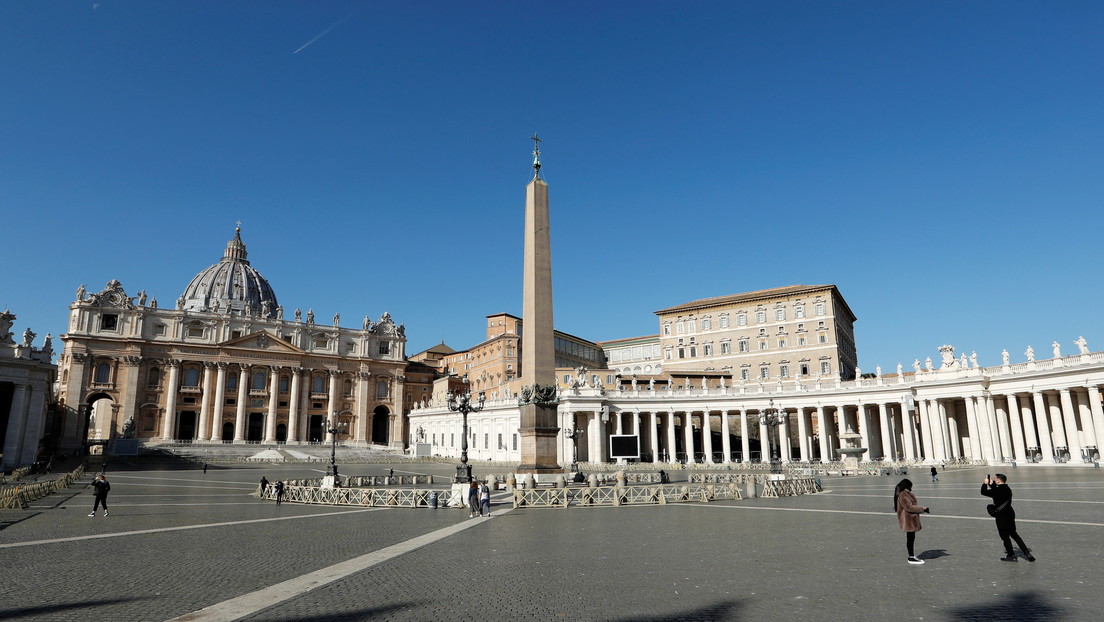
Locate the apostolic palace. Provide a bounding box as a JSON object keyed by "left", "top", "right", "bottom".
{"left": 2, "top": 160, "right": 1103, "bottom": 474}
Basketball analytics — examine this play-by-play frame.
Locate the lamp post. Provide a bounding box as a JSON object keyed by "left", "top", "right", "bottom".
{"left": 564, "top": 427, "right": 584, "bottom": 471}
{"left": 327, "top": 413, "right": 348, "bottom": 483}
{"left": 447, "top": 385, "right": 485, "bottom": 483}
{"left": 760, "top": 399, "right": 787, "bottom": 475}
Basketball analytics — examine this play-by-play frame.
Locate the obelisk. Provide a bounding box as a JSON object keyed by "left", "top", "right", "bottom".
{"left": 517, "top": 134, "right": 562, "bottom": 474}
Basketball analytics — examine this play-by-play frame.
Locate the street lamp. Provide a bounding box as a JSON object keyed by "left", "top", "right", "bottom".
{"left": 447, "top": 384, "right": 485, "bottom": 483}
{"left": 327, "top": 413, "right": 349, "bottom": 483}
{"left": 760, "top": 399, "right": 787, "bottom": 475}
{"left": 564, "top": 427, "right": 584, "bottom": 471}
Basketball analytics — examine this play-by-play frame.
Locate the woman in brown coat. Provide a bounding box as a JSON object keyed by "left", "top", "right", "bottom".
{"left": 893, "top": 478, "right": 930, "bottom": 565}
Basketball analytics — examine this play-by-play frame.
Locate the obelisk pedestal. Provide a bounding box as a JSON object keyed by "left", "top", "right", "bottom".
{"left": 517, "top": 402, "right": 561, "bottom": 474}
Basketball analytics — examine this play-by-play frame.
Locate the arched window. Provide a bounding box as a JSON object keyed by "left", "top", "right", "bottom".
{"left": 147, "top": 367, "right": 161, "bottom": 387}
{"left": 183, "top": 367, "right": 200, "bottom": 387}
{"left": 279, "top": 375, "right": 289, "bottom": 393}
{"left": 252, "top": 371, "right": 266, "bottom": 390}
{"left": 376, "top": 380, "right": 389, "bottom": 398}
{"left": 94, "top": 362, "right": 111, "bottom": 383}
{"left": 344, "top": 379, "right": 353, "bottom": 396}
{"left": 312, "top": 375, "right": 325, "bottom": 394}
{"left": 227, "top": 373, "right": 238, "bottom": 390}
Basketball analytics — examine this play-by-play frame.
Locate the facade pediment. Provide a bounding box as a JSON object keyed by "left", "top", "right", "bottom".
{"left": 220, "top": 331, "right": 304, "bottom": 354}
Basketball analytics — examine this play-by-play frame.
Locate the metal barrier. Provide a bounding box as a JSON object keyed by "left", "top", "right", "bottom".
{"left": 513, "top": 483, "right": 744, "bottom": 509}
{"left": 1, "top": 465, "right": 86, "bottom": 509}
{"left": 261, "top": 485, "right": 459, "bottom": 508}
{"left": 761, "top": 478, "right": 819, "bottom": 498}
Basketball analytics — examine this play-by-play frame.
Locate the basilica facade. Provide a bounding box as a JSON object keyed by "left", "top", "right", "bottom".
{"left": 55, "top": 228, "right": 409, "bottom": 451}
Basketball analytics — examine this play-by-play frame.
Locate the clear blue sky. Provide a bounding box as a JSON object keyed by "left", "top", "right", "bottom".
{"left": 2, "top": 2, "right": 1102, "bottom": 371}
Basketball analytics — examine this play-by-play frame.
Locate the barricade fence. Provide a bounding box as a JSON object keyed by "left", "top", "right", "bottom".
{"left": 512, "top": 483, "right": 745, "bottom": 509}
{"left": 260, "top": 485, "right": 460, "bottom": 508}
{"left": 1, "top": 465, "right": 87, "bottom": 509}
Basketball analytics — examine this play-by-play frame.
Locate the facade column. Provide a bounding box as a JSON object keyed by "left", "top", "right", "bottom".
{"left": 739, "top": 410, "right": 750, "bottom": 463}
{"left": 899, "top": 403, "right": 917, "bottom": 461}
{"left": 816, "top": 406, "right": 829, "bottom": 462}
{"left": 1004, "top": 394, "right": 1027, "bottom": 462}
{"left": 298, "top": 370, "right": 312, "bottom": 442}
{"left": 588, "top": 411, "right": 601, "bottom": 463}
{"left": 666, "top": 411, "right": 677, "bottom": 463}
{"left": 161, "top": 360, "right": 181, "bottom": 440}
{"left": 877, "top": 402, "right": 893, "bottom": 460}
{"left": 210, "top": 362, "right": 227, "bottom": 441}
{"left": 1032, "top": 392, "right": 1055, "bottom": 462}
{"left": 797, "top": 406, "right": 810, "bottom": 462}
{"left": 649, "top": 411, "right": 660, "bottom": 463}
{"left": 264, "top": 366, "right": 279, "bottom": 443}
{"left": 720, "top": 410, "right": 732, "bottom": 463}
{"left": 351, "top": 371, "right": 368, "bottom": 444}
{"left": 197, "top": 362, "right": 214, "bottom": 442}
{"left": 683, "top": 412, "right": 695, "bottom": 462}
{"left": 1087, "top": 386, "right": 1104, "bottom": 453}
{"left": 325, "top": 370, "right": 339, "bottom": 443}
{"left": 122, "top": 356, "right": 143, "bottom": 434}
{"left": 233, "top": 364, "right": 248, "bottom": 442}
{"left": 702, "top": 410, "right": 714, "bottom": 463}
{"left": 1058, "top": 389, "right": 1081, "bottom": 456}
{"left": 286, "top": 368, "right": 301, "bottom": 443}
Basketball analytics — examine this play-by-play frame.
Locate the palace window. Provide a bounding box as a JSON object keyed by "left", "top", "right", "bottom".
{"left": 94, "top": 362, "right": 111, "bottom": 384}
{"left": 279, "top": 376, "right": 289, "bottom": 393}
{"left": 721, "top": 342, "right": 731, "bottom": 354}
{"left": 780, "top": 365, "right": 790, "bottom": 378}
{"left": 815, "top": 302, "right": 826, "bottom": 316}
{"left": 187, "top": 322, "right": 204, "bottom": 338}
{"left": 688, "top": 319, "right": 697, "bottom": 332}
{"left": 154, "top": 324, "right": 166, "bottom": 336}
{"left": 795, "top": 305, "right": 806, "bottom": 319}
{"left": 741, "top": 368, "right": 750, "bottom": 380}
{"left": 378, "top": 341, "right": 390, "bottom": 355}
{"left": 821, "top": 361, "right": 831, "bottom": 374}
{"left": 702, "top": 318, "right": 712, "bottom": 330}
{"left": 314, "top": 336, "right": 329, "bottom": 349}
{"left": 100, "top": 314, "right": 118, "bottom": 331}
{"left": 312, "top": 375, "right": 325, "bottom": 394}
{"left": 676, "top": 321, "right": 685, "bottom": 334}
{"left": 775, "top": 309, "right": 785, "bottom": 321}
{"left": 183, "top": 368, "right": 200, "bottom": 387}
{"left": 377, "top": 380, "right": 389, "bottom": 398}
{"left": 147, "top": 367, "right": 161, "bottom": 387}
{"left": 798, "top": 335, "right": 807, "bottom": 346}
{"left": 759, "top": 340, "right": 767, "bottom": 351}
{"left": 703, "top": 344, "right": 713, "bottom": 356}
{"left": 663, "top": 323, "right": 671, "bottom": 336}
{"left": 778, "top": 339, "right": 786, "bottom": 348}
{"left": 737, "top": 313, "right": 747, "bottom": 326}
{"left": 819, "top": 333, "right": 828, "bottom": 344}
{"left": 760, "top": 367, "right": 770, "bottom": 379}
{"left": 719, "top": 315, "right": 729, "bottom": 328}
{"left": 756, "top": 311, "right": 766, "bottom": 323}
{"left": 800, "top": 363, "right": 810, "bottom": 376}
{"left": 678, "top": 348, "right": 685, "bottom": 359}
{"left": 252, "top": 371, "right": 266, "bottom": 390}
{"left": 227, "top": 373, "right": 238, "bottom": 390}
{"left": 689, "top": 347, "right": 697, "bottom": 357}
{"left": 739, "top": 339, "right": 749, "bottom": 352}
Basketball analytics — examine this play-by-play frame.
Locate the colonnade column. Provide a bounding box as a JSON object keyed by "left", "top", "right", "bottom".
{"left": 739, "top": 410, "right": 750, "bottom": 463}
{"left": 989, "top": 394, "right": 1012, "bottom": 460}
{"left": 877, "top": 403, "right": 892, "bottom": 460}
{"left": 1047, "top": 394, "right": 1068, "bottom": 454}
{"left": 779, "top": 409, "right": 792, "bottom": 463}
{"left": 589, "top": 411, "right": 601, "bottom": 463}
{"left": 702, "top": 410, "right": 714, "bottom": 463}
{"left": 720, "top": 410, "right": 732, "bottom": 463}
{"left": 1018, "top": 395, "right": 1039, "bottom": 458}
{"left": 937, "top": 400, "right": 954, "bottom": 459}
{"left": 857, "top": 404, "right": 871, "bottom": 453}
{"left": 816, "top": 406, "right": 829, "bottom": 462}
{"left": 917, "top": 399, "right": 935, "bottom": 462}
{"left": 1032, "top": 392, "right": 1055, "bottom": 462}
{"left": 233, "top": 364, "right": 248, "bottom": 442}
{"left": 197, "top": 362, "right": 213, "bottom": 441}
{"left": 264, "top": 366, "right": 279, "bottom": 443}
{"left": 899, "top": 403, "right": 916, "bottom": 461}
{"left": 210, "top": 362, "right": 227, "bottom": 441}
{"left": 1087, "top": 386, "right": 1104, "bottom": 452}
{"left": 649, "top": 411, "right": 660, "bottom": 463}
{"left": 757, "top": 410, "right": 769, "bottom": 463}
{"left": 1004, "top": 394, "right": 1026, "bottom": 462}
{"left": 963, "top": 397, "right": 984, "bottom": 460}
{"left": 683, "top": 412, "right": 695, "bottom": 462}
{"left": 162, "top": 360, "right": 180, "bottom": 440}
{"left": 1074, "top": 391, "right": 1096, "bottom": 458}
{"left": 286, "top": 368, "right": 301, "bottom": 443}
{"left": 325, "top": 370, "right": 339, "bottom": 443}
{"left": 666, "top": 412, "right": 677, "bottom": 463}
{"left": 1058, "top": 389, "right": 1081, "bottom": 455}
{"left": 1, "top": 384, "right": 29, "bottom": 465}
{"left": 797, "top": 407, "right": 810, "bottom": 462}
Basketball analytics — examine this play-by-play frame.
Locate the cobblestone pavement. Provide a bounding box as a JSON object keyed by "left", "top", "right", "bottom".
{"left": 1, "top": 461, "right": 1101, "bottom": 621}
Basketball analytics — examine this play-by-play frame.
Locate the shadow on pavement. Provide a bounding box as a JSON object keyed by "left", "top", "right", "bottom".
{"left": 947, "top": 591, "right": 1065, "bottom": 621}
{"left": 918, "top": 548, "right": 951, "bottom": 559}
{"left": 0, "top": 512, "right": 41, "bottom": 531}
{"left": 0, "top": 597, "right": 150, "bottom": 619}
{"left": 614, "top": 599, "right": 745, "bottom": 621}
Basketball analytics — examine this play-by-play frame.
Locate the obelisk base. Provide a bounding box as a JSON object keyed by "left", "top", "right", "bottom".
{"left": 516, "top": 402, "right": 563, "bottom": 474}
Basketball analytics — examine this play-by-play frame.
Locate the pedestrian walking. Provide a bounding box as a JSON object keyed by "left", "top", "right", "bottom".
{"left": 930, "top": 466, "right": 938, "bottom": 482}
{"left": 479, "top": 480, "right": 491, "bottom": 517}
{"left": 274, "top": 480, "right": 285, "bottom": 505}
{"left": 260, "top": 476, "right": 269, "bottom": 497}
{"left": 467, "top": 480, "right": 480, "bottom": 518}
{"left": 981, "top": 474, "right": 1035, "bottom": 562}
{"left": 203, "top": 463, "right": 208, "bottom": 474}
{"left": 893, "top": 478, "right": 929, "bottom": 565}
{"left": 89, "top": 474, "right": 110, "bottom": 517}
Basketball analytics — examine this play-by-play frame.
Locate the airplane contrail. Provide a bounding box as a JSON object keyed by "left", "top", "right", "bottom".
{"left": 293, "top": 7, "right": 360, "bottom": 54}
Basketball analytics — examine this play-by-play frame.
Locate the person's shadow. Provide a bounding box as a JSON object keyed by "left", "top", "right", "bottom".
{"left": 918, "top": 549, "right": 951, "bottom": 560}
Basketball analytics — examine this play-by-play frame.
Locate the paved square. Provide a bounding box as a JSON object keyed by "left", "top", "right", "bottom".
{"left": 2, "top": 462, "right": 1101, "bottom": 621}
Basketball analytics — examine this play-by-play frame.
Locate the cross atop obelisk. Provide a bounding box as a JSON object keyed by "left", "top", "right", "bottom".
{"left": 530, "top": 133, "right": 542, "bottom": 179}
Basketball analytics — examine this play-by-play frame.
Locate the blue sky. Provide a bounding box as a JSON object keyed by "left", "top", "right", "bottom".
{"left": 2, "top": 1, "right": 1102, "bottom": 371}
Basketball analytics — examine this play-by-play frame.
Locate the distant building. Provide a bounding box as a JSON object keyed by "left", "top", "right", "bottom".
{"left": 55, "top": 228, "right": 408, "bottom": 450}
{"left": 0, "top": 311, "right": 57, "bottom": 471}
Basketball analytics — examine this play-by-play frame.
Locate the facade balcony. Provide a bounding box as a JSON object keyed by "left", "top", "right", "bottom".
{"left": 249, "top": 389, "right": 270, "bottom": 397}
{"left": 89, "top": 382, "right": 115, "bottom": 391}
{"left": 179, "top": 386, "right": 202, "bottom": 394}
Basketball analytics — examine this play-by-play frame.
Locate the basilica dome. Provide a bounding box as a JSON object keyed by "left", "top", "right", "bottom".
{"left": 179, "top": 227, "right": 279, "bottom": 318}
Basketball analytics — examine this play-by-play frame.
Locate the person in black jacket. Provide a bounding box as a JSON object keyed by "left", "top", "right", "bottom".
{"left": 981, "top": 474, "right": 1034, "bottom": 562}
{"left": 89, "top": 474, "right": 110, "bottom": 517}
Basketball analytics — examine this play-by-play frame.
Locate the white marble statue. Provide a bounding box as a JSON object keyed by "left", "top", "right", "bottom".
{"left": 1001, "top": 349, "right": 1010, "bottom": 365}
{"left": 897, "top": 363, "right": 903, "bottom": 377}
{"left": 1075, "top": 336, "right": 1089, "bottom": 354}
{"left": 969, "top": 352, "right": 978, "bottom": 368}
{"left": 1052, "top": 341, "right": 1062, "bottom": 359}
{"left": 1025, "top": 345, "right": 1035, "bottom": 361}
{"left": 925, "top": 357, "right": 933, "bottom": 371}
{"left": 913, "top": 359, "right": 921, "bottom": 373}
